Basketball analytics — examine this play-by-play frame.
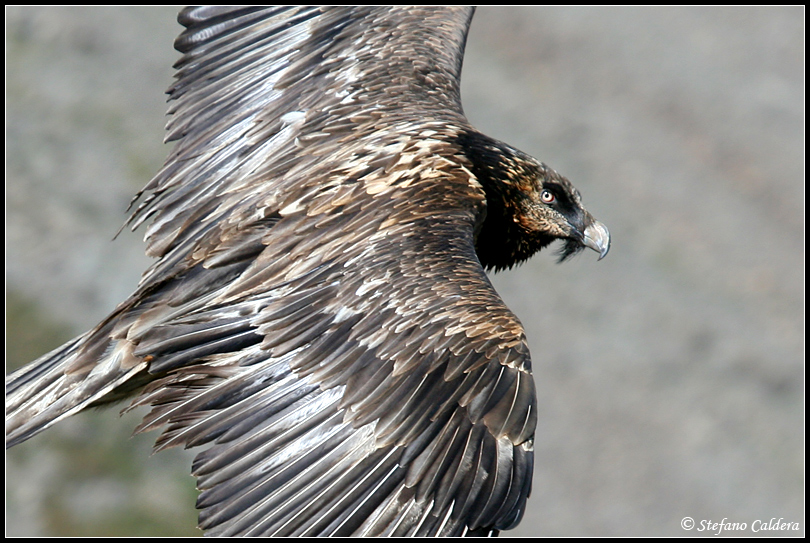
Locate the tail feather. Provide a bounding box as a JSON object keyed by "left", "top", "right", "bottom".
{"left": 5, "top": 333, "right": 148, "bottom": 448}
{"left": 6, "top": 335, "right": 84, "bottom": 408}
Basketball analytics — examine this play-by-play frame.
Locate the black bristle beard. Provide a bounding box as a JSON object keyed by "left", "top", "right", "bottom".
{"left": 556, "top": 237, "right": 585, "bottom": 263}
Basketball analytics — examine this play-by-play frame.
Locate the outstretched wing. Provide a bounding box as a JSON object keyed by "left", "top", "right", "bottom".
{"left": 8, "top": 7, "right": 538, "bottom": 536}
{"left": 129, "top": 168, "right": 538, "bottom": 534}
{"left": 126, "top": 6, "right": 474, "bottom": 263}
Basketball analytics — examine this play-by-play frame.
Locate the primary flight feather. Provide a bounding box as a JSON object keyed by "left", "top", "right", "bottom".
{"left": 6, "top": 6, "right": 609, "bottom": 536}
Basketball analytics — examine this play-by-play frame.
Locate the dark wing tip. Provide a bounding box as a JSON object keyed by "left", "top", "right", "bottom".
{"left": 175, "top": 6, "right": 269, "bottom": 53}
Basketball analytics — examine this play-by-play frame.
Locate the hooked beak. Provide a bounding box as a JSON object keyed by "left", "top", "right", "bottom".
{"left": 582, "top": 221, "right": 610, "bottom": 260}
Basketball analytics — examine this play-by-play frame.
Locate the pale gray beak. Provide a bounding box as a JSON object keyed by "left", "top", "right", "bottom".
{"left": 582, "top": 221, "right": 610, "bottom": 260}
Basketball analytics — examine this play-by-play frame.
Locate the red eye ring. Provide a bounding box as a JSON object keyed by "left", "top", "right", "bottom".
{"left": 540, "top": 189, "right": 556, "bottom": 204}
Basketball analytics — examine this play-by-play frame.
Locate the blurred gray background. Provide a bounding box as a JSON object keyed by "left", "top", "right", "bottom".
{"left": 5, "top": 6, "right": 803, "bottom": 537}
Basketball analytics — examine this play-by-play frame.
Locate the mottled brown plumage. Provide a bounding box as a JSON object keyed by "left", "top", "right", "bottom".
{"left": 6, "top": 6, "right": 609, "bottom": 536}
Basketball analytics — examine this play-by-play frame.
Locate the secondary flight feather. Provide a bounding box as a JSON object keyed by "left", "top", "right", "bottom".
{"left": 6, "top": 6, "right": 609, "bottom": 536}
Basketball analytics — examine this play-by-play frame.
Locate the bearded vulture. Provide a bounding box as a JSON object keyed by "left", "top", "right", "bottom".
{"left": 6, "top": 6, "right": 609, "bottom": 536}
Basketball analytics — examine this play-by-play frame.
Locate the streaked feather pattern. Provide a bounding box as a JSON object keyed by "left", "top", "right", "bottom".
{"left": 7, "top": 5, "right": 611, "bottom": 537}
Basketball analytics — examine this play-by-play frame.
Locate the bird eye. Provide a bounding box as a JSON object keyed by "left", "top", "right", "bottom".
{"left": 540, "top": 190, "right": 556, "bottom": 204}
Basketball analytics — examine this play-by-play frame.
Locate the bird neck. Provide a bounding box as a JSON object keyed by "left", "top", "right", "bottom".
{"left": 455, "top": 129, "right": 555, "bottom": 271}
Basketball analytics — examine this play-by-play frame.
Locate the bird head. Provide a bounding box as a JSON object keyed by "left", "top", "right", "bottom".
{"left": 459, "top": 130, "right": 610, "bottom": 271}
{"left": 516, "top": 166, "right": 610, "bottom": 263}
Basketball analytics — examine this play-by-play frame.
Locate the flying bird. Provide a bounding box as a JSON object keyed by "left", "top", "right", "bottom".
{"left": 6, "top": 6, "right": 609, "bottom": 537}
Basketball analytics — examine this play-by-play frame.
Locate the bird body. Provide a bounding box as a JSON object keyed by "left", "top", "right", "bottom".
{"left": 6, "top": 6, "right": 608, "bottom": 536}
